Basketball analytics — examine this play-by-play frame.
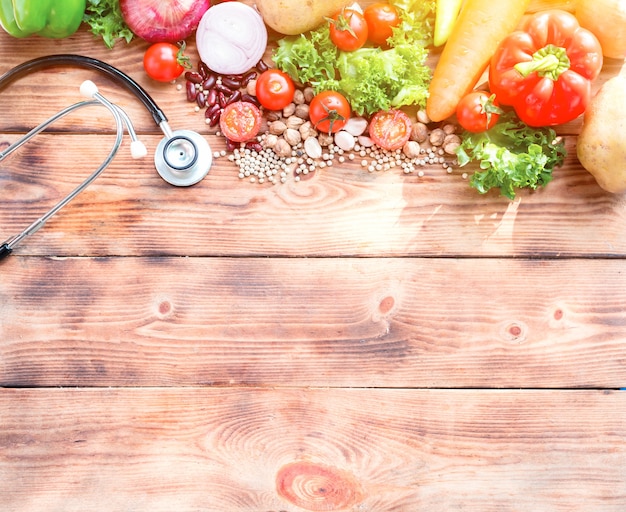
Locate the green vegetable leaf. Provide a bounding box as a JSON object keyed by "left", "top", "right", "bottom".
{"left": 273, "top": 21, "right": 432, "bottom": 116}
{"left": 84, "top": 0, "right": 134, "bottom": 49}
{"left": 273, "top": 25, "right": 339, "bottom": 90}
{"left": 337, "top": 45, "right": 430, "bottom": 115}
{"left": 388, "top": 0, "right": 436, "bottom": 47}
{"left": 456, "top": 112, "right": 567, "bottom": 199}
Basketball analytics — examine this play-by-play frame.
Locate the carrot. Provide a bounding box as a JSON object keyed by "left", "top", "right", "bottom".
{"left": 426, "top": 0, "right": 531, "bottom": 122}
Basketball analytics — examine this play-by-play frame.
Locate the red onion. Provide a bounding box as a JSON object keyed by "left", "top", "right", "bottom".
{"left": 120, "top": 0, "right": 211, "bottom": 43}
{"left": 195, "top": 2, "right": 267, "bottom": 75}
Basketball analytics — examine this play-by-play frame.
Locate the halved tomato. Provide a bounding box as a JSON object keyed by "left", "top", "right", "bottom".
{"left": 368, "top": 109, "right": 412, "bottom": 150}
{"left": 219, "top": 101, "right": 262, "bottom": 142}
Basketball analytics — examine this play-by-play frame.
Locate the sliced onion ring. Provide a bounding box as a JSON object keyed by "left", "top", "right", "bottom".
{"left": 196, "top": 3, "right": 268, "bottom": 75}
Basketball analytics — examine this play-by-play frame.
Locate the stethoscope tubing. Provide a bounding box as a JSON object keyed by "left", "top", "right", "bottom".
{"left": 0, "top": 54, "right": 168, "bottom": 128}
{"left": 0, "top": 92, "right": 125, "bottom": 259}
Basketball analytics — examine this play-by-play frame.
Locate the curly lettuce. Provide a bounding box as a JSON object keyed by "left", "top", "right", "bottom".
{"left": 272, "top": 17, "right": 432, "bottom": 116}
{"left": 336, "top": 44, "right": 430, "bottom": 115}
{"left": 84, "top": 0, "right": 134, "bottom": 49}
{"left": 388, "top": 0, "right": 436, "bottom": 47}
{"left": 456, "top": 112, "right": 567, "bottom": 199}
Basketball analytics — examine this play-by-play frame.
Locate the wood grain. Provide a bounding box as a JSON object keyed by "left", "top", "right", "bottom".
{"left": 1, "top": 3, "right": 626, "bottom": 511}
{"left": 2, "top": 256, "right": 625, "bottom": 388}
{"left": 1, "top": 132, "right": 626, "bottom": 258}
{"left": 1, "top": 388, "right": 625, "bottom": 512}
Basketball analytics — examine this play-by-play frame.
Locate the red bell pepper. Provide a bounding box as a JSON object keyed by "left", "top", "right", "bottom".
{"left": 488, "top": 10, "right": 603, "bottom": 127}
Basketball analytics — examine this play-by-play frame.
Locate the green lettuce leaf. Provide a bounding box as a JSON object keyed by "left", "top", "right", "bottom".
{"left": 273, "top": 23, "right": 432, "bottom": 116}
{"left": 456, "top": 112, "right": 567, "bottom": 199}
{"left": 84, "top": 0, "right": 134, "bottom": 49}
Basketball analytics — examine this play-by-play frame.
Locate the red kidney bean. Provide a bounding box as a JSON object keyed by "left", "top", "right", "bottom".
{"left": 225, "top": 138, "right": 239, "bottom": 152}
{"left": 209, "top": 110, "right": 221, "bottom": 127}
{"left": 256, "top": 59, "right": 269, "bottom": 72}
{"left": 225, "top": 90, "right": 242, "bottom": 105}
{"left": 199, "top": 61, "right": 211, "bottom": 79}
{"left": 202, "top": 74, "right": 217, "bottom": 91}
{"left": 196, "top": 92, "right": 207, "bottom": 108}
{"left": 185, "top": 71, "right": 203, "bottom": 84}
{"left": 245, "top": 141, "right": 263, "bottom": 152}
{"left": 221, "top": 76, "right": 242, "bottom": 89}
{"left": 218, "top": 91, "right": 228, "bottom": 108}
{"left": 186, "top": 81, "right": 198, "bottom": 102}
{"left": 205, "top": 103, "right": 221, "bottom": 119}
{"left": 241, "top": 93, "right": 260, "bottom": 107}
{"left": 206, "top": 88, "right": 218, "bottom": 107}
{"left": 215, "top": 82, "right": 233, "bottom": 95}
{"left": 241, "top": 71, "right": 257, "bottom": 86}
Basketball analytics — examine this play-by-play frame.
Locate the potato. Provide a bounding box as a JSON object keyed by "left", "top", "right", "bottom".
{"left": 256, "top": 0, "right": 352, "bottom": 35}
{"left": 577, "top": 72, "right": 626, "bottom": 193}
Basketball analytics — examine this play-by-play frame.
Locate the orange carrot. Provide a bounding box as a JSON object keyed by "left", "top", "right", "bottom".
{"left": 426, "top": 0, "right": 531, "bottom": 122}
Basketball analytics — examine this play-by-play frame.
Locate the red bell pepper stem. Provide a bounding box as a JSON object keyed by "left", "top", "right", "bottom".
{"left": 514, "top": 44, "right": 571, "bottom": 81}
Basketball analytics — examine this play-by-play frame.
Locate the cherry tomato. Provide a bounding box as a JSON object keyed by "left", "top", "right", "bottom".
{"left": 368, "top": 109, "right": 412, "bottom": 151}
{"left": 143, "top": 42, "right": 189, "bottom": 82}
{"left": 309, "top": 91, "right": 351, "bottom": 134}
{"left": 219, "top": 101, "right": 262, "bottom": 142}
{"left": 328, "top": 9, "right": 368, "bottom": 52}
{"left": 364, "top": 2, "right": 400, "bottom": 46}
{"left": 255, "top": 69, "right": 296, "bottom": 111}
{"left": 456, "top": 91, "right": 503, "bottom": 133}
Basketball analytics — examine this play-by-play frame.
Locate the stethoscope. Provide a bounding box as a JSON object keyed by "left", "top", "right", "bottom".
{"left": 0, "top": 54, "right": 212, "bottom": 260}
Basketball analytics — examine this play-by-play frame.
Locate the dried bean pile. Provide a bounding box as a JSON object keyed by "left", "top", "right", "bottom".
{"left": 184, "top": 61, "right": 461, "bottom": 185}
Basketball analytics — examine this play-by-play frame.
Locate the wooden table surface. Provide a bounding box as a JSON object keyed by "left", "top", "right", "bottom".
{"left": 1, "top": 3, "right": 625, "bottom": 511}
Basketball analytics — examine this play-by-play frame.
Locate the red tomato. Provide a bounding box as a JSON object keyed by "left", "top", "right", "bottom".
{"left": 456, "top": 91, "right": 502, "bottom": 133}
{"left": 328, "top": 9, "right": 368, "bottom": 52}
{"left": 364, "top": 2, "right": 400, "bottom": 46}
{"left": 368, "top": 109, "right": 412, "bottom": 151}
{"left": 143, "top": 42, "right": 188, "bottom": 82}
{"left": 255, "top": 69, "right": 296, "bottom": 111}
{"left": 309, "top": 91, "right": 351, "bottom": 134}
{"left": 219, "top": 101, "right": 262, "bottom": 142}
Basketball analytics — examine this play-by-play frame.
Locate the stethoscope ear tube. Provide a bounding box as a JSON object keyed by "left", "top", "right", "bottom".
{"left": 0, "top": 54, "right": 168, "bottom": 127}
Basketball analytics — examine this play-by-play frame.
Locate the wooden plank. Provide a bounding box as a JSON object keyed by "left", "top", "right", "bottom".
{"left": 2, "top": 257, "right": 624, "bottom": 388}
{"left": 1, "top": 132, "right": 625, "bottom": 258}
{"left": 1, "top": 388, "right": 625, "bottom": 512}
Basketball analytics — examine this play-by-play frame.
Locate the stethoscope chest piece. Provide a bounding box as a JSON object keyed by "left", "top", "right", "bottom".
{"left": 155, "top": 129, "right": 212, "bottom": 187}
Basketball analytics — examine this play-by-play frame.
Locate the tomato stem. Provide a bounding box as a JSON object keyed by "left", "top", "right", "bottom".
{"left": 514, "top": 44, "right": 570, "bottom": 81}
{"left": 326, "top": 9, "right": 357, "bottom": 38}
{"left": 315, "top": 103, "right": 346, "bottom": 135}
{"left": 177, "top": 41, "right": 193, "bottom": 70}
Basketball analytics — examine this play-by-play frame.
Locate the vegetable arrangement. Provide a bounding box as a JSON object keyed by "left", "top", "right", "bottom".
{"left": 0, "top": 0, "right": 621, "bottom": 198}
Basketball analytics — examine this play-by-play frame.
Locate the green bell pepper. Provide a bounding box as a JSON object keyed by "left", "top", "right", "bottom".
{"left": 0, "top": 0, "right": 86, "bottom": 39}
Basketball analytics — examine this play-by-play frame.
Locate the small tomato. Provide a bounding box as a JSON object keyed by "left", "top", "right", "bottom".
{"left": 328, "top": 9, "right": 368, "bottom": 52}
{"left": 456, "top": 91, "right": 502, "bottom": 133}
{"left": 143, "top": 42, "right": 190, "bottom": 82}
{"left": 255, "top": 69, "right": 296, "bottom": 111}
{"left": 309, "top": 91, "right": 351, "bottom": 134}
{"left": 368, "top": 109, "right": 412, "bottom": 150}
{"left": 364, "top": 2, "right": 400, "bottom": 46}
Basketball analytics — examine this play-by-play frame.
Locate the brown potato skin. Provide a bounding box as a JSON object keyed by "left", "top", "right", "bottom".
{"left": 256, "top": 0, "right": 352, "bottom": 35}
{"left": 577, "top": 74, "right": 626, "bottom": 193}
